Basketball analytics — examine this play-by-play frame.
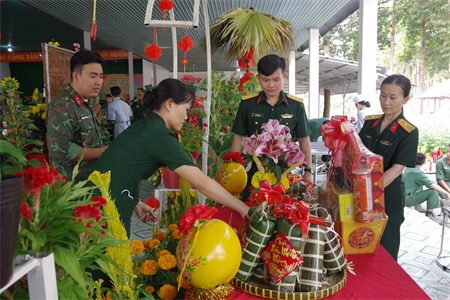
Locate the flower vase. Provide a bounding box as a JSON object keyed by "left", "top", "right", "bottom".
{"left": 0, "top": 175, "right": 23, "bottom": 288}
{"left": 162, "top": 167, "right": 180, "bottom": 189}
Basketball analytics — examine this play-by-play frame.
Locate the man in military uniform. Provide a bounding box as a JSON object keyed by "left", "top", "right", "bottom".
{"left": 46, "top": 50, "right": 108, "bottom": 182}
{"left": 437, "top": 144, "right": 450, "bottom": 202}
{"left": 231, "top": 54, "right": 313, "bottom": 200}
{"left": 308, "top": 118, "right": 330, "bottom": 142}
{"left": 131, "top": 88, "right": 146, "bottom": 122}
{"left": 404, "top": 152, "right": 450, "bottom": 218}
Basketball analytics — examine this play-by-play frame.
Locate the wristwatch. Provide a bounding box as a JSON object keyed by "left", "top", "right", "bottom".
{"left": 304, "top": 167, "right": 312, "bottom": 173}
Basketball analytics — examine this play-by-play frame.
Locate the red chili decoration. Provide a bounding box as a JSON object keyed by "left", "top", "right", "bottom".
{"left": 144, "top": 44, "right": 162, "bottom": 61}
{"left": 158, "top": 0, "right": 174, "bottom": 20}
{"left": 178, "top": 35, "right": 194, "bottom": 66}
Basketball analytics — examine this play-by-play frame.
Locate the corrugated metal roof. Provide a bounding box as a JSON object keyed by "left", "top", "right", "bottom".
{"left": 418, "top": 79, "right": 450, "bottom": 99}
{"left": 19, "top": 0, "right": 352, "bottom": 72}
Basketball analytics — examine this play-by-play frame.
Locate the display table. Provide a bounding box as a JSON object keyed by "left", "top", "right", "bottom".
{"left": 213, "top": 205, "right": 431, "bottom": 300}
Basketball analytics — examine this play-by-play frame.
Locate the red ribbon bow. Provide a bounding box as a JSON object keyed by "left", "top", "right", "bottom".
{"left": 249, "top": 179, "right": 287, "bottom": 206}
{"left": 321, "top": 115, "right": 360, "bottom": 169}
{"left": 273, "top": 200, "right": 329, "bottom": 239}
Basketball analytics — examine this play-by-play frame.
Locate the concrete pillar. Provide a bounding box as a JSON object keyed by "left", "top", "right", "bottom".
{"left": 143, "top": 60, "right": 153, "bottom": 86}
{"left": 308, "top": 28, "right": 320, "bottom": 119}
{"left": 288, "top": 50, "right": 296, "bottom": 95}
{"left": 358, "top": 0, "right": 378, "bottom": 96}
{"left": 128, "top": 51, "right": 134, "bottom": 98}
{"left": 83, "top": 31, "right": 91, "bottom": 50}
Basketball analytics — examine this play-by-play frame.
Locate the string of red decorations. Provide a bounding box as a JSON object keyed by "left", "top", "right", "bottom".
{"left": 238, "top": 47, "right": 255, "bottom": 94}
{"left": 178, "top": 29, "right": 194, "bottom": 73}
{"left": 90, "top": 0, "right": 97, "bottom": 40}
{"left": 144, "top": 28, "right": 162, "bottom": 85}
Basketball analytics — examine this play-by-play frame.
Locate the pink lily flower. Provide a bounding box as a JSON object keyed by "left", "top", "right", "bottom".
{"left": 285, "top": 151, "right": 305, "bottom": 167}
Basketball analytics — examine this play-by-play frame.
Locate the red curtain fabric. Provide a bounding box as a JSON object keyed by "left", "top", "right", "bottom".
{"left": 213, "top": 205, "right": 431, "bottom": 300}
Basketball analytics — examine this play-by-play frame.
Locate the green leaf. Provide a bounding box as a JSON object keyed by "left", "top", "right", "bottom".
{"left": 0, "top": 140, "right": 26, "bottom": 164}
{"left": 274, "top": 165, "right": 282, "bottom": 183}
{"left": 26, "top": 159, "right": 42, "bottom": 167}
{"left": 53, "top": 245, "right": 87, "bottom": 296}
{"left": 26, "top": 123, "right": 39, "bottom": 131}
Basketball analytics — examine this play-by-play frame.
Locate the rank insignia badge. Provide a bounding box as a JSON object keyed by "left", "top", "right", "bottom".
{"left": 380, "top": 140, "right": 392, "bottom": 146}
{"left": 251, "top": 113, "right": 263, "bottom": 117}
{"left": 281, "top": 114, "right": 293, "bottom": 118}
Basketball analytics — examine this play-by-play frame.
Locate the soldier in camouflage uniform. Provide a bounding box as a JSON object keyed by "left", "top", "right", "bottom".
{"left": 131, "top": 88, "right": 146, "bottom": 122}
{"left": 46, "top": 50, "right": 108, "bottom": 182}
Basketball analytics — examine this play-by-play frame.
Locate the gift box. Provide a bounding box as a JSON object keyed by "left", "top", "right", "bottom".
{"left": 335, "top": 218, "right": 388, "bottom": 255}
{"left": 318, "top": 187, "right": 355, "bottom": 222}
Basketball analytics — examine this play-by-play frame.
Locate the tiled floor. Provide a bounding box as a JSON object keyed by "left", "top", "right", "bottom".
{"left": 130, "top": 180, "right": 450, "bottom": 299}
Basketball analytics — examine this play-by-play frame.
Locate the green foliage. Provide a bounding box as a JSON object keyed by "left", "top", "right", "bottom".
{"left": 417, "top": 124, "right": 450, "bottom": 159}
{"left": 161, "top": 178, "right": 199, "bottom": 226}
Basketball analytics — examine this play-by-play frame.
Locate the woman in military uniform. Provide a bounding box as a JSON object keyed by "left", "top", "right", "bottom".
{"left": 90, "top": 78, "right": 250, "bottom": 236}
{"left": 436, "top": 144, "right": 450, "bottom": 201}
{"left": 359, "top": 75, "right": 418, "bottom": 261}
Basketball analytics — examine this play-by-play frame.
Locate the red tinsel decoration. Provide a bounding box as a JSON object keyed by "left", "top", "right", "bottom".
{"left": 158, "top": 0, "right": 174, "bottom": 20}
{"left": 178, "top": 35, "right": 194, "bottom": 66}
{"left": 222, "top": 152, "right": 244, "bottom": 165}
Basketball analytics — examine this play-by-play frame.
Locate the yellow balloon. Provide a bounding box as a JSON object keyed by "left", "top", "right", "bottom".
{"left": 215, "top": 162, "right": 247, "bottom": 196}
{"left": 176, "top": 219, "right": 241, "bottom": 289}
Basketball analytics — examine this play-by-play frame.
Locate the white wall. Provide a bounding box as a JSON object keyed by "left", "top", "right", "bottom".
{"left": 142, "top": 61, "right": 170, "bottom": 87}
{"left": 0, "top": 62, "right": 11, "bottom": 80}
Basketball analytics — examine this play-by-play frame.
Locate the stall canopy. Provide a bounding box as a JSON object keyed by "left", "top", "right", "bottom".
{"left": 284, "top": 53, "right": 389, "bottom": 95}
{"left": 14, "top": 0, "right": 358, "bottom": 72}
{"left": 418, "top": 78, "right": 450, "bottom": 116}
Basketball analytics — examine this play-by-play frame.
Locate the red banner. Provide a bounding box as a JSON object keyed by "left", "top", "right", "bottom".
{"left": 1, "top": 50, "right": 140, "bottom": 62}
{"left": 0, "top": 52, "right": 43, "bottom": 62}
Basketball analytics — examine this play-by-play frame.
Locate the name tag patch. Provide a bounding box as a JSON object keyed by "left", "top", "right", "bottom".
{"left": 81, "top": 115, "right": 90, "bottom": 120}
{"left": 364, "top": 134, "right": 372, "bottom": 139}
{"left": 281, "top": 114, "right": 293, "bottom": 118}
{"left": 251, "top": 113, "right": 263, "bottom": 118}
{"left": 380, "top": 140, "right": 392, "bottom": 146}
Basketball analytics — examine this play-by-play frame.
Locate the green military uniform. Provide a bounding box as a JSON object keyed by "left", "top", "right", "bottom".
{"left": 403, "top": 166, "right": 439, "bottom": 210}
{"left": 90, "top": 113, "right": 195, "bottom": 236}
{"left": 232, "top": 90, "right": 311, "bottom": 200}
{"left": 46, "top": 84, "right": 103, "bottom": 182}
{"left": 131, "top": 99, "right": 145, "bottom": 122}
{"left": 359, "top": 112, "right": 418, "bottom": 261}
{"left": 308, "top": 117, "right": 330, "bottom": 142}
{"left": 436, "top": 156, "right": 450, "bottom": 199}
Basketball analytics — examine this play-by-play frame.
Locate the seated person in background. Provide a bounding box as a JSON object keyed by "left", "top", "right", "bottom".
{"left": 404, "top": 152, "right": 450, "bottom": 218}
{"left": 308, "top": 118, "right": 330, "bottom": 142}
{"left": 436, "top": 144, "right": 450, "bottom": 204}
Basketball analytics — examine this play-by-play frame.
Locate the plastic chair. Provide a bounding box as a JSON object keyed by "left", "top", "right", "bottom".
{"left": 436, "top": 199, "right": 450, "bottom": 272}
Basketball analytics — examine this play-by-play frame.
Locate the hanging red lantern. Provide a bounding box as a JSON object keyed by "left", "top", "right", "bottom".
{"left": 159, "top": 0, "right": 174, "bottom": 20}
{"left": 145, "top": 44, "right": 162, "bottom": 61}
{"left": 178, "top": 35, "right": 194, "bottom": 66}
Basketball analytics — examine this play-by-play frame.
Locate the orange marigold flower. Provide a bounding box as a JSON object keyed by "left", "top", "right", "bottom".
{"left": 157, "top": 250, "right": 172, "bottom": 258}
{"left": 145, "top": 285, "right": 155, "bottom": 294}
{"left": 130, "top": 240, "right": 144, "bottom": 255}
{"left": 139, "top": 260, "right": 158, "bottom": 276}
{"left": 158, "top": 254, "right": 177, "bottom": 270}
{"left": 168, "top": 224, "right": 178, "bottom": 231}
{"left": 159, "top": 284, "right": 178, "bottom": 300}
{"left": 106, "top": 292, "right": 112, "bottom": 300}
{"left": 155, "top": 231, "right": 167, "bottom": 241}
{"left": 177, "top": 274, "right": 190, "bottom": 288}
{"left": 143, "top": 239, "right": 152, "bottom": 251}
{"left": 172, "top": 229, "right": 183, "bottom": 240}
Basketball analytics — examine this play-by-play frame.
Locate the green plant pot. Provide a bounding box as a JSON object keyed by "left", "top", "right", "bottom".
{"left": 0, "top": 175, "right": 23, "bottom": 288}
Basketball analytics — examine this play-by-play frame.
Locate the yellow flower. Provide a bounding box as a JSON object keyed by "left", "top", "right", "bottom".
{"left": 172, "top": 230, "right": 182, "bottom": 240}
{"left": 168, "top": 224, "right": 178, "bottom": 231}
{"left": 130, "top": 240, "right": 144, "bottom": 255}
{"left": 145, "top": 285, "right": 155, "bottom": 294}
{"left": 1, "top": 77, "right": 19, "bottom": 92}
{"left": 177, "top": 274, "right": 190, "bottom": 289}
{"left": 32, "top": 88, "right": 39, "bottom": 101}
{"left": 167, "top": 191, "right": 175, "bottom": 198}
{"left": 139, "top": 260, "right": 158, "bottom": 275}
{"left": 251, "top": 172, "right": 277, "bottom": 188}
{"left": 41, "top": 112, "right": 46, "bottom": 119}
{"left": 281, "top": 176, "right": 290, "bottom": 190}
{"left": 157, "top": 250, "right": 171, "bottom": 258}
{"left": 89, "top": 171, "right": 111, "bottom": 196}
{"left": 31, "top": 105, "right": 40, "bottom": 115}
{"left": 159, "top": 284, "right": 178, "bottom": 300}
{"left": 158, "top": 254, "right": 177, "bottom": 270}
{"left": 155, "top": 231, "right": 167, "bottom": 241}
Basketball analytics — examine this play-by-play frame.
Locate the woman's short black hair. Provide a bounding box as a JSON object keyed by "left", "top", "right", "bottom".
{"left": 416, "top": 152, "right": 426, "bottom": 165}
{"left": 143, "top": 78, "right": 195, "bottom": 115}
{"left": 381, "top": 74, "right": 411, "bottom": 98}
{"left": 70, "top": 50, "right": 103, "bottom": 81}
{"left": 358, "top": 101, "right": 371, "bottom": 108}
{"left": 257, "top": 54, "right": 286, "bottom": 76}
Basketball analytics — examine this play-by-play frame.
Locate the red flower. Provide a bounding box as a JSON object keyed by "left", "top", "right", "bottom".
{"left": 144, "top": 197, "right": 160, "bottom": 210}
{"left": 203, "top": 123, "right": 208, "bottom": 127}
{"left": 90, "top": 196, "right": 107, "bottom": 208}
{"left": 178, "top": 204, "right": 218, "bottom": 233}
{"left": 222, "top": 152, "right": 244, "bottom": 165}
{"left": 74, "top": 205, "right": 101, "bottom": 223}
{"left": 20, "top": 203, "right": 32, "bottom": 222}
{"left": 14, "top": 166, "right": 65, "bottom": 196}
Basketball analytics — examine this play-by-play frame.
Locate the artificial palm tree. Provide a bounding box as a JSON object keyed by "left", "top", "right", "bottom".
{"left": 200, "top": 6, "right": 295, "bottom": 64}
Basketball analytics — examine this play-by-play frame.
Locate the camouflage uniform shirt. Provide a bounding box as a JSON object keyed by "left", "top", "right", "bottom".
{"left": 46, "top": 84, "right": 103, "bottom": 182}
